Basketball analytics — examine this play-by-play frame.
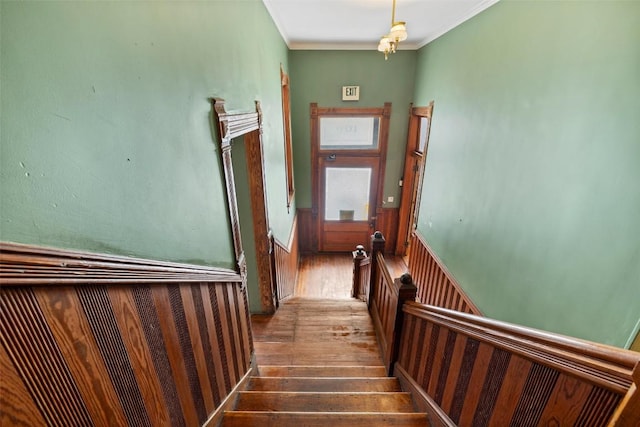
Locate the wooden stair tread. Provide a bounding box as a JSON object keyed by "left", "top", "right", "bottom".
{"left": 258, "top": 365, "right": 388, "bottom": 377}
{"left": 248, "top": 376, "right": 401, "bottom": 392}
{"left": 235, "top": 391, "right": 415, "bottom": 412}
{"left": 221, "top": 411, "right": 429, "bottom": 426}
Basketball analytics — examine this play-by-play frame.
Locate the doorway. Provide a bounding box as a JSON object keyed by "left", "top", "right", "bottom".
{"left": 395, "top": 102, "right": 434, "bottom": 256}
{"left": 310, "top": 103, "right": 391, "bottom": 252}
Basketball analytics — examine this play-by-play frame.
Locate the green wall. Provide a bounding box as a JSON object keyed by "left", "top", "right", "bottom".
{"left": 413, "top": 0, "right": 640, "bottom": 347}
{"left": 1, "top": 1, "right": 295, "bottom": 271}
{"left": 289, "top": 50, "right": 416, "bottom": 209}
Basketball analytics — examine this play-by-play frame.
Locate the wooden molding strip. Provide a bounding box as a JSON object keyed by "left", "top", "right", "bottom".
{"left": 203, "top": 355, "right": 255, "bottom": 427}
{"left": 394, "top": 363, "right": 456, "bottom": 427}
{"left": 1, "top": 241, "right": 242, "bottom": 286}
{"left": 403, "top": 302, "right": 640, "bottom": 394}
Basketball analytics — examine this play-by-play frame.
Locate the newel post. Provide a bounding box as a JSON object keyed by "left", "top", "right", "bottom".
{"left": 390, "top": 273, "right": 417, "bottom": 376}
{"left": 368, "top": 231, "right": 386, "bottom": 309}
{"left": 352, "top": 245, "right": 367, "bottom": 298}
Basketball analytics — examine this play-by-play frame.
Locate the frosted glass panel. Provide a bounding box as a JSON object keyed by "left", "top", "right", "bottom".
{"left": 320, "top": 117, "right": 379, "bottom": 149}
{"left": 325, "top": 167, "right": 371, "bottom": 221}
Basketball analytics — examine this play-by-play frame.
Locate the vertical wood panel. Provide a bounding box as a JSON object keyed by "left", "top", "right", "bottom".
{"left": 181, "top": 284, "right": 215, "bottom": 414}
{"left": 1, "top": 288, "right": 92, "bottom": 426}
{"left": 131, "top": 285, "right": 185, "bottom": 426}
{"left": 439, "top": 333, "right": 468, "bottom": 414}
{"left": 149, "top": 285, "right": 200, "bottom": 426}
{"left": 509, "top": 363, "right": 559, "bottom": 427}
{"left": 538, "top": 373, "right": 593, "bottom": 426}
{"left": 224, "top": 282, "right": 244, "bottom": 381}
{"left": 487, "top": 355, "right": 532, "bottom": 426}
{"left": 297, "top": 208, "right": 317, "bottom": 253}
{"left": 209, "top": 284, "right": 233, "bottom": 393}
{"left": 456, "top": 343, "right": 496, "bottom": 426}
{"left": 0, "top": 343, "right": 47, "bottom": 426}
{"left": 200, "top": 283, "right": 228, "bottom": 405}
{"left": 34, "top": 287, "right": 127, "bottom": 426}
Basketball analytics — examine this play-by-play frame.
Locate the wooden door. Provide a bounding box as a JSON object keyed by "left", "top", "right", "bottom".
{"left": 311, "top": 103, "right": 391, "bottom": 253}
{"left": 396, "top": 102, "right": 434, "bottom": 256}
{"left": 318, "top": 156, "right": 380, "bottom": 252}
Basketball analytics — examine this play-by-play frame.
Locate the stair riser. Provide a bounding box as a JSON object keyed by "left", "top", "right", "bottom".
{"left": 248, "top": 377, "right": 401, "bottom": 392}
{"left": 235, "top": 392, "right": 415, "bottom": 412}
{"left": 221, "top": 412, "right": 430, "bottom": 427}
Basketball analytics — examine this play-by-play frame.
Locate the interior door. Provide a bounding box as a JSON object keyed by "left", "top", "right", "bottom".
{"left": 310, "top": 103, "right": 391, "bottom": 253}
{"left": 319, "top": 156, "right": 379, "bottom": 252}
{"left": 396, "top": 102, "right": 434, "bottom": 256}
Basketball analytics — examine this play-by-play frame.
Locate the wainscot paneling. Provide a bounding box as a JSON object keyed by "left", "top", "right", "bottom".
{"left": 271, "top": 214, "right": 300, "bottom": 302}
{"left": 297, "top": 208, "right": 317, "bottom": 254}
{"left": 408, "top": 231, "right": 481, "bottom": 315}
{"left": 0, "top": 242, "right": 253, "bottom": 426}
{"left": 396, "top": 303, "right": 640, "bottom": 427}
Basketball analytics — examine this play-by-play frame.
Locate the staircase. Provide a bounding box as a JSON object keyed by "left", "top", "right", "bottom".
{"left": 221, "top": 298, "right": 429, "bottom": 426}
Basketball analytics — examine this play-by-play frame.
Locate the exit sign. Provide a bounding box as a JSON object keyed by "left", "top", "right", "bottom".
{"left": 342, "top": 86, "right": 360, "bottom": 101}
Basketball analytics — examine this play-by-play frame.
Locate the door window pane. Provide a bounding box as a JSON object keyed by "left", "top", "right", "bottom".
{"left": 320, "top": 117, "right": 379, "bottom": 149}
{"left": 324, "top": 167, "right": 371, "bottom": 221}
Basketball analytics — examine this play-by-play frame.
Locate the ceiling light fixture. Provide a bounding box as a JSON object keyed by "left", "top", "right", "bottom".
{"left": 377, "top": 0, "right": 407, "bottom": 60}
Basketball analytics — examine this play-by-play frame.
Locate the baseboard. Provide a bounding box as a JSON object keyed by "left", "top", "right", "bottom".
{"left": 203, "top": 354, "right": 257, "bottom": 427}
{"left": 394, "top": 362, "right": 456, "bottom": 427}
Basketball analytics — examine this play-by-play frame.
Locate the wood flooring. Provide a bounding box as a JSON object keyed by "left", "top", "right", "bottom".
{"left": 294, "top": 252, "right": 408, "bottom": 299}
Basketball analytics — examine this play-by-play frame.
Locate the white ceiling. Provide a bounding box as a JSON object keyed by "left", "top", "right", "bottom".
{"left": 262, "top": 0, "right": 500, "bottom": 50}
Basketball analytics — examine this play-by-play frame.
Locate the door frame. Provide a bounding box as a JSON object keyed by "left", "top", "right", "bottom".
{"left": 212, "top": 98, "right": 276, "bottom": 314}
{"left": 395, "top": 102, "right": 434, "bottom": 256}
{"left": 310, "top": 102, "right": 391, "bottom": 252}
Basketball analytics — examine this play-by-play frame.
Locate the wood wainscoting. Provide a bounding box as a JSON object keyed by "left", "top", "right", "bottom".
{"left": 396, "top": 303, "right": 640, "bottom": 427}
{"left": 408, "top": 231, "right": 481, "bottom": 315}
{"left": 271, "top": 214, "right": 300, "bottom": 302}
{"left": 0, "top": 243, "right": 253, "bottom": 426}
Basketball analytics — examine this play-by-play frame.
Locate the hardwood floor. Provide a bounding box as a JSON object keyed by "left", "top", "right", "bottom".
{"left": 294, "top": 253, "right": 354, "bottom": 299}
{"left": 251, "top": 298, "right": 382, "bottom": 366}
{"left": 294, "top": 253, "right": 408, "bottom": 299}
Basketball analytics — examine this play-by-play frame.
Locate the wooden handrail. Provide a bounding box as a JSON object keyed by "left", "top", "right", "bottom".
{"left": 356, "top": 230, "right": 640, "bottom": 425}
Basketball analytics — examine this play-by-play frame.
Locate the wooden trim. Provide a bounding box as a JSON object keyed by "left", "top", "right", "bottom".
{"left": 310, "top": 102, "right": 392, "bottom": 253}
{"left": 296, "top": 208, "right": 316, "bottom": 254}
{"left": 212, "top": 98, "right": 275, "bottom": 313}
{"left": 396, "top": 102, "right": 433, "bottom": 255}
{"left": 394, "top": 363, "right": 456, "bottom": 427}
{"left": 280, "top": 65, "right": 295, "bottom": 212}
{"left": 1, "top": 242, "right": 240, "bottom": 286}
{"left": 408, "top": 230, "right": 482, "bottom": 315}
{"left": 403, "top": 302, "right": 640, "bottom": 394}
{"left": 244, "top": 117, "right": 276, "bottom": 314}
{"left": 203, "top": 355, "right": 256, "bottom": 427}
